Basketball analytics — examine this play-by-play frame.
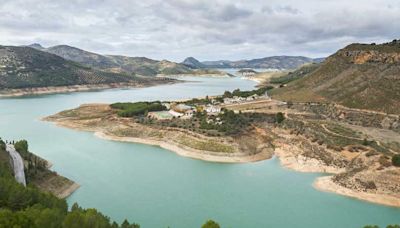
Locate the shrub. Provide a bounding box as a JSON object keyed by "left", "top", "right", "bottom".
{"left": 14, "top": 140, "right": 28, "bottom": 153}
{"left": 275, "top": 112, "right": 285, "bottom": 123}
{"left": 387, "top": 225, "right": 400, "bottom": 228}
{"left": 362, "top": 138, "right": 371, "bottom": 146}
{"left": 202, "top": 220, "right": 220, "bottom": 228}
{"left": 111, "top": 102, "right": 166, "bottom": 117}
{"left": 392, "top": 154, "right": 400, "bottom": 167}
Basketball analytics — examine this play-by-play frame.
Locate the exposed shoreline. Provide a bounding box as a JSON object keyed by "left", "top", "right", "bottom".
{"left": 158, "top": 73, "right": 230, "bottom": 78}
{"left": 31, "top": 154, "right": 80, "bottom": 199}
{"left": 274, "top": 148, "right": 344, "bottom": 174}
{"left": 92, "top": 127, "right": 400, "bottom": 208}
{"left": 0, "top": 81, "right": 175, "bottom": 98}
{"left": 43, "top": 100, "right": 400, "bottom": 208}
{"left": 47, "top": 116, "right": 273, "bottom": 163}
{"left": 95, "top": 131, "right": 272, "bottom": 163}
{"left": 314, "top": 176, "right": 400, "bottom": 208}
{"left": 57, "top": 182, "right": 80, "bottom": 199}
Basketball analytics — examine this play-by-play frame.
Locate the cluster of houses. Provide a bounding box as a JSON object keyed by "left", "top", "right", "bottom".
{"left": 238, "top": 69, "right": 257, "bottom": 77}
{"left": 147, "top": 103, "right": 221, "bottom": 120}
{"left": 147, "top": 91, "right": 270, "bottom": 120}
{"left": 223, "top": 91, "right": 270, "bottom": 104}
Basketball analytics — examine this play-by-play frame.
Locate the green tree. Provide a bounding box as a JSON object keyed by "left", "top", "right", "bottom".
{"left": 362, "top": 138, "right": 371, "bottom": 146}
{"left": 0, "top": 138, "right": 140, "bottom": 228}
{"left": 202, "top": 220, "right": 220, "bottom": 228}
{"left": 392, "top": 154, "right": 400, "bottom": 167}
{"left": 223, "top": 91, "right": 233, "bottom": 98}
{"left": 121, "top": 219, "right": 140, "bottom": 228}
{"left": 14, "top": 140, "right": 29, "bottom": 155}
{"left": 275, "top": 112, "right": 285, "bottom": 123}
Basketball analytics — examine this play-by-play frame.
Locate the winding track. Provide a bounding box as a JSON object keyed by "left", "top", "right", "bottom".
{"left": 6, "top": 144, "right": 26, "bottom": 186}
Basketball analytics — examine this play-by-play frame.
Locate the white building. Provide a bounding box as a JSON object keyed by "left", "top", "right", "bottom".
{"left": 205, "top": 105, "right": 221, "bottom": 115}
{"left": 168, "top": 110, "right": 183, "bottom": 118}
{"left": 162, "top": 102, "right": 171, "bottom": 110}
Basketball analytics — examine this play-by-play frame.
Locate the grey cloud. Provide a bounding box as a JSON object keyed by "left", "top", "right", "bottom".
{"left": 0, "top": 0, "right": 399, "bottom": 61}
{"left": 210, "top": 4, "right": 253, "bottom": 21}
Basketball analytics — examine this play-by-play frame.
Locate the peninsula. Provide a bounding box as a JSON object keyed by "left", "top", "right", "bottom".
{"left": 45, "top": 85, "right": 400, "bottom": 207}
{"left": 44, "top": 39, "right": 400, "bottom": 209}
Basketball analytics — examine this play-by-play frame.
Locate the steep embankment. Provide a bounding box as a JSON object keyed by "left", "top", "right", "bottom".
{"left": 271, "top": 40, "right": 400, "bottom": 114}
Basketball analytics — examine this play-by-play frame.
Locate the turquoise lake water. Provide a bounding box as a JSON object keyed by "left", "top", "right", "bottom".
{"left": 0, "top": 77, "right": 399, "bottom": 228}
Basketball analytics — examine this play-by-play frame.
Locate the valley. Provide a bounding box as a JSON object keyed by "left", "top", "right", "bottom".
{"left": 2, "top": 1, "right": 400, "bottom": 227}
{"left": 1, "top": 40, "right": 400, "bottom": 227}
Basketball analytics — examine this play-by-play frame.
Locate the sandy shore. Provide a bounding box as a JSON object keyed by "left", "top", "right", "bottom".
{"left": 33, "top": 155, "right": 80, "bottom": 199}
{"left": 274, "top": 147, "right": 344, "bottom": 174}
{"left": 314, "top": 176, "right": 400, "bottom": 208}
{"left": 57, "top": 183, "right": 80, "bottom": 199}
{"left": 49, "top": 120, "right": 400, "bottom": 207}
{"left": 0, "top": 81, "right": 170, "bottom": 98}
{"left": 159, "top": 73, "right": 230, "bottom": 78}
{"left": 44, "top": 102, "right": 400, "bottom": 207}
{"left": 95, "top": 132, "right": 272, "bottom": 163}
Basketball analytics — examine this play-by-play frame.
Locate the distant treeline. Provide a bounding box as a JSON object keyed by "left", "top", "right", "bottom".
{"left": 183, "top": 86, "right": 273, "bottom": 105}
{"left": 111, "top": 101, "right": 166, "bottom": 117}
{"left": 222, "top": 86, "right": 273, "bottom": 99}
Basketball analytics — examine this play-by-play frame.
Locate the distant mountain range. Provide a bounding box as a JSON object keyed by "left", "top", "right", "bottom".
{"left": 182, "top": 56, "right": 324, "bottom": 70}
{"left": 0, "top": 45, "right": 145, "bottom": 89}
{"left": 271, "top": 39, "right": 400, "bottom": 114}
{"left": 27, "top": 44, "right": 193, "bottom": 77}
{"left": 26, "top": 43, "right": 323, "bottom": 76}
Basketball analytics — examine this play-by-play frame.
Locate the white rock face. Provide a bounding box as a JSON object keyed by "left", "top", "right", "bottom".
{"left": 6, "top": 144, "right": 26, "bottom": 186}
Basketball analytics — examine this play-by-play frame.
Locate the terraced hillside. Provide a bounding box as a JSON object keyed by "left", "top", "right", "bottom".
{"left": 107, "top": 55, "right": 192, "bottom": 76}
{"left": 42, "top": 45, "right": 193, "bottom": 76}
{"left": 46, "top": 45, "right": 118, "bottom": 69}
{"left": 271, "top": 40, "right": 400, "bottom": 114}
{"left": 0, "top": 45, "right": 141, "bottom": 89}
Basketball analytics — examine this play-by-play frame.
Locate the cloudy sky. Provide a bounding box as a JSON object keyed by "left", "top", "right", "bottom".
{"left": 0, "top": 0, "right": 399, "bottom": 61}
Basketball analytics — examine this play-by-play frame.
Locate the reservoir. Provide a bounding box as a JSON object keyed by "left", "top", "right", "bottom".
{"left": 0, "top": 76, "right": 399, "bottom": 227}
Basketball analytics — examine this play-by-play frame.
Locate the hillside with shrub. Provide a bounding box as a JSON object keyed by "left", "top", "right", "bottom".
{"left": 270, "top": 63, "right": 320, "bottom": 85}
{"left": 271, "top": 40, "right": 400, "bottom": 114}
{"left": 0, "top": 46, "right": 143, "bottom": 89}
{"left": 36, "top": 45, "right": 194, "bottom": 77}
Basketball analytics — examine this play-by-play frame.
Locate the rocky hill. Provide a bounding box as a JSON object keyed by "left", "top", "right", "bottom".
{"left": 31, "top": 44, "right": 193, "bottom": 76}
{"left": 46, "top": 45, "right": 118, "bottom": 70}
{"left": 107, "top": 55, "right": 192, "bottom": 76}
{"left": 26, "top": 43, "right": 45, "bottom": 50}
{"left": 0, "top": 45, "right": 142, "bottom": 89}
{"left": 181, "top": 57, "right": 206, "bottom": 69}
{"left": 271, "top": 40, "right": 400, "bottom": 114}
{"left": 195, "top": 56, "right": 323, "bottom": 69}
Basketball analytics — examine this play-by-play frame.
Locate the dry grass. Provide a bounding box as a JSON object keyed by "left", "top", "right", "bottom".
{"left": 178, "top": 136, "right": 235, "bottom": 153}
